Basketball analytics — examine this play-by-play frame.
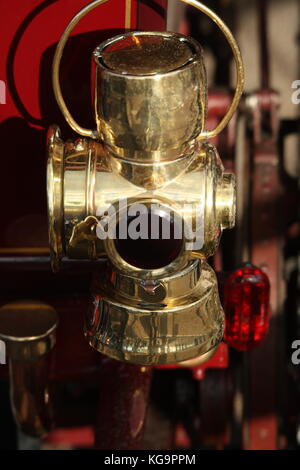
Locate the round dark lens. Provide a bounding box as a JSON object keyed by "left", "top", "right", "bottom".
{"left": 115, "top": 209, "right": 183, "bottom": 269}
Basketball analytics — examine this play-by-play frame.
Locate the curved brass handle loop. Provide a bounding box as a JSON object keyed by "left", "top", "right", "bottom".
{"left": 181, "top": 0, "right": 244, "bottom": 140}
{"left": 52, "top": 0, "right": 109, "bottom": 138}
{"left": 53, "top": 0, "right": 244, "bottom": 140}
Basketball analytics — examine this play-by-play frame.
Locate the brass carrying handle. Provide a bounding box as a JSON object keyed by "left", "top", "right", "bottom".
{"left": 52, "top": 0, "right": 244, "bottom": 140}
{"left": 52, "top": 0, "right": 109, "bottom": 139}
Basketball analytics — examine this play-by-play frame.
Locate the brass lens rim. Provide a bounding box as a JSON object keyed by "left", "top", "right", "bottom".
{"left": 47, "top": 125, "right": 65, "bottom": 272}
{"left": 103, "top": 197, "right": 190, "bottom": 279}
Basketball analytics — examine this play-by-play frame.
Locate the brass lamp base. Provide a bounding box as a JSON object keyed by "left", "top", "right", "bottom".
{"left": 85, "top": 261, "right": 224, "bottom": 365}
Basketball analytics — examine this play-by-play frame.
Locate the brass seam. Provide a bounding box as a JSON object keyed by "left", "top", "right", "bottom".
{"left": 125, "top": 0, "right": 132, "bottom": 30}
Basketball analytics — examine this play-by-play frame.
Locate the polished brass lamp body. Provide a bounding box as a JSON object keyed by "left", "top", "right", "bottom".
{"left": 47, "top": 1, "right": 244, "bottom": 365}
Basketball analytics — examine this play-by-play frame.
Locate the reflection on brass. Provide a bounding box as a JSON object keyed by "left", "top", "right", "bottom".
{"left": 47, "top": 1, "right": 243, "bottom": 365}
{"left": 0, "top": 301, "right": 58, "bottom": 437}
{"left": 138, "top": 280, "right": 167, "bottom": 303}
{"left": 69, "top": 216, "right": 99, "bottom": 259}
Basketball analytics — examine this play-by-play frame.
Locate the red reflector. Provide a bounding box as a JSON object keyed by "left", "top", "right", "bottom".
{"left": 224, "top": 265, "right": 270, "bottom": 351}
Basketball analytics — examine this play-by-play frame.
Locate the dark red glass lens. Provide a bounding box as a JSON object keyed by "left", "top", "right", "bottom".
{"left": 224, "top": 265, "right": 270, "bottom": 351}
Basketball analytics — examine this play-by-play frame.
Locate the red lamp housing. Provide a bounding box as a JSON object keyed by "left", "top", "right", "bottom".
{"left": 224, "top": 264, "right": 270, "bottom": 351}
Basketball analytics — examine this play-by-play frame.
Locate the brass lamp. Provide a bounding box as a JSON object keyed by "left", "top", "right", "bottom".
{"left": 47, "top": 0, "right": 244, "bottom": 365}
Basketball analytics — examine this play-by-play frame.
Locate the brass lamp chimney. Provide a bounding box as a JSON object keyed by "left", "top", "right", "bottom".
{"left": 47, "top": 0, "right": 244, "bottom": 365}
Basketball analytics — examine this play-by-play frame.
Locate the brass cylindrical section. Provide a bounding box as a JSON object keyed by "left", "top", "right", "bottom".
{"left": 47, "top": 125, "right": 236, "bottom": 274}
{"left": 8, "top": 355, "right": 53, "bottom": 438}
{"left": 93, "top": 31, "right": 207, "bottom": 161}
{"left": 0, "top": 301, "right": 58, "bottom": 437}
{"left": 216, "top": 173, "right": 236, "bottom": 230}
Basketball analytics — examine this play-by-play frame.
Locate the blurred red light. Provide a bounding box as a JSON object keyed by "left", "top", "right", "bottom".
{"left": 224, "top": 264, "right": 270, "bottom": 351}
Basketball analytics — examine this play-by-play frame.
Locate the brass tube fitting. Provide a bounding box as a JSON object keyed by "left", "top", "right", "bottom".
{"left": 47, "top": 126, "right": 235, "bottom": 273}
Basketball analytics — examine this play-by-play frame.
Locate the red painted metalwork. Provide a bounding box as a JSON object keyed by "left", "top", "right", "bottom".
{"left": 240, "top": 0, "right": 284, "bottom": 450}
{"left": 244, "top": 89, "right": 284, "bottom": 450}
{"left": 137, "top": 0, "right": 168, "bottom": 30}
{"left": 44, "top": 426, "right": 95, "bottom": 449}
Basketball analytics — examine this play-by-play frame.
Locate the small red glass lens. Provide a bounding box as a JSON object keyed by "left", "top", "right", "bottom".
{"left": 224, "top": 265, "right": 270, "bottom": 351}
